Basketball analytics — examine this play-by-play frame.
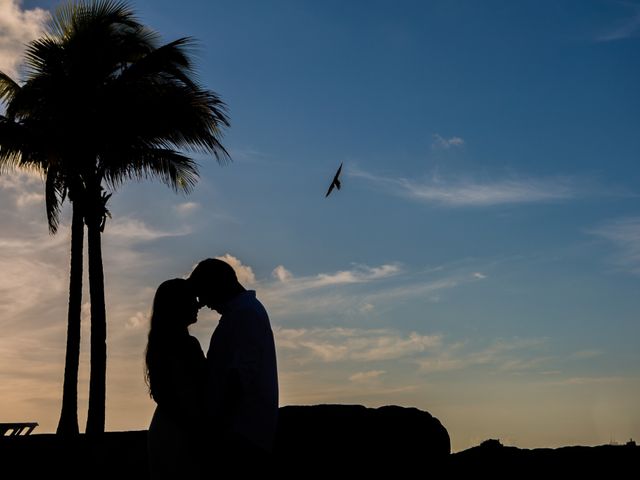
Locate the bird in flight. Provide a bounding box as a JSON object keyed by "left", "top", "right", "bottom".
{"left": 325, "top": 162, "right": 343, "bottom": 198}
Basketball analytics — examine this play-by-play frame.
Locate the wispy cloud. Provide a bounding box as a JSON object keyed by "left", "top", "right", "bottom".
{"left": 0, "top": 0, "right": 49, "bottom": 78}
{"left": 275, "top": 327, "right": 442, "bottom": 363}
{"left": 416, "top": 338, "right": 547, "bottom": 374}
{"left": 264, "top": 263, "right": 402, "bottom": 295}
{"left": 174, "top": 201, "right": 200, "bottom": 215}
{"left": 107, "top": 217, "right": 191, "bottom": 242}
{"left": 590, "top": 216, "right": 640, "bottom": 274}
{"left": 596, "top": 3, "right": 640, "bottom": 42}
{"left": 349, "top": 370, "right": 386, "bottom": 383}
{"left": 432, "top": 134, "right": 465, "bottom": 150}
{"left": 259, "top": 257, "right": 487, "bottom": 318}
{"left": 546, "top": 376, "right": 627, "bottom": 386}
{"left": 260, "top": 262, "right": 442, "bottom": 318}
{"left": 275, "top": 324, "right": 553, "bottom": 386}
{"left": 350, "top": 167, "right": 577, "bottom": 207}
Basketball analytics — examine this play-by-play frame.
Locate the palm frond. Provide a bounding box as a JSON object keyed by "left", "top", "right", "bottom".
{"left": 49, "top": 0, "right": 138, "bottom": 40}
{"left": 22, "top": 37, "right": 64, "bottom": 81}
{"left": 101, "top": 148, "right": 199, "bottom": 193}
{"left": 45, "top": 166, "right": 64, "bottom": 234}
{"left": 0, "top": 72, "right": 20, "bottom": 107}
{"left": 102, "top": 79, "right": 230, "bottom": 162}
{"left": 118, "top": 37, "right": 199, "bottom": 89}
{"left": 0, "top": 117, "right": 30, "bottom": 171}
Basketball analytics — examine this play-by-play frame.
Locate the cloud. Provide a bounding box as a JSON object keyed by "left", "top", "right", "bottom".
{"left": 107, "top": 217, "right": 191, "bottom": 242}
{"left": 0, "top": 170, "right": 43, "bottom": 192}
{"left": 261, "top": 259, "right": 487, "bottom": 319}
{"left": 349, "top": 370, "right": 385, "bottom": 383}
{"left": 0, "top": 171, "right": 46, "bottom": 210}
{"left": 314, "top": 264, "right": 401, "bottom": 287}
{"left": 546, "top": 376, "right": 627, "bottom": 386}
{"left": 215, "top": 253, "right": 256, "bottom": 285}
{"left": 596, "top": 4, "right": 640, "bottom": 42}
{"left": 350, "top": 167, "right": 577, "bottom": 207}
{"left": 15, "top": 191, "right": 44, "bottom": 207}
{"left": 125, "top": 311, "right": 147, "bottom": 330}
{"left": 473, "top": 272, "right": 487, "bottom": 279}
{"left": 174, "top": 202, "right": 200, "bottom": 215}
{"left": 416, "top": 337, "right": 546, "bottom": 374}
{"left": 0, "top": 0, "right": 49, "bottom": 78}
{"left": 275, "top": 327, "right": 442, "bottom": 363}
{"left": 432, "top": 134, "right": 465, "bottom": 150}
{"left": 359, "top": 302, "right": 375, "bottom": 313}
{"left": 269, "top": 263, "right": 401, "bottom": 293}
{"left": 590, "top": 216, "right": 640, "bottom": 274}
{"left": 261, "top": 262, "right": 415, "bottom": 317}
{"left": 272, "top": 265, "right": 292, "bottom": 282}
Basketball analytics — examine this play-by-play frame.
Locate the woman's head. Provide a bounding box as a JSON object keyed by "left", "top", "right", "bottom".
{"left": 150, "top": 278, "right": 199, "bottom": 332}
{"left": 145, "top": 278, "right": 199, "bottom": 398}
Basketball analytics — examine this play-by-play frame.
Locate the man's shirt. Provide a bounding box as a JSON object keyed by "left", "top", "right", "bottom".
{"left": 207, "top": 290, "right": 279, "bottom": 452}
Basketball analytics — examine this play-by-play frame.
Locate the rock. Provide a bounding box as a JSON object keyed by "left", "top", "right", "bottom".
{"left": 274, "top": 404, "right": 450, "bottom": 474}
{"left": 0, "top": 405, "right": 450, "bottom": 478}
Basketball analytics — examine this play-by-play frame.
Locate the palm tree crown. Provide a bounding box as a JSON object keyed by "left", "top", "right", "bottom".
{"left": 0, "top": 0, "right": 230, "bottom": 434}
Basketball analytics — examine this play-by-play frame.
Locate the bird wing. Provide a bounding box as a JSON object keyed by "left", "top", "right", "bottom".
{"left": 334, "top": 163, "right": 343, "bottom": 180}
{"left": 325, "top": 182, "right": 335, "bottom": 197}
{"left": 325, "top": 163, "right": 343, "bottom": 197}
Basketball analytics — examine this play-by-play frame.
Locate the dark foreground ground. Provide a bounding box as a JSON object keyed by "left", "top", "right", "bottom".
{"left": 1, "top": 405, "right": 637, "bottom": 478}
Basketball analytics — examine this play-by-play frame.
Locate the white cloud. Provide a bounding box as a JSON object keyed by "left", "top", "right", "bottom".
{"left": 261, "top": 262, "right": 413, "bottom": 317}
{"left": 314, "top": 264, "right": 401, "bottom": 287}
{"left": 269, "top": 263, "right": 401, "bottom": 293}
{"left": 215, "top": 253, "right": 256, "bottom": 285}
{"left": 261, "top": 260, "right": 484, "bottom": 319}
{"left": 107, "top": 217, "right": 190, "bottom": 242}
{"left": 473, "top": 272, "right": 487, "bottom": 279}
{"left": 275, "top": 327, "right": 442, "bottom": 363}
{"left": 174, "top": 202, "right": 200, "bottom": 215}
{"left": 349, "top": 370, "right": 385, "bottom": 383}
{"left": 0, "top": 0, "right": 49, "bottom": 78}
{"left": 125, "top": 311, "right": 147, "bottom": 330}
{"left": 432, "top": 133, "right": 465, "bottom": 150}
{"left": 272, "top": 265, "right": 293, "bottom": 282}
{"left": 350, "top": 167, "right": 577, "bottom": 207}
{"left": 590, "top": 217, "right": 640, "bottom": 274}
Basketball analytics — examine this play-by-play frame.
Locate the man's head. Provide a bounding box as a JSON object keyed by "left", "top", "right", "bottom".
{"left": 187, "top": 258, "right": 243, "bottom": 313}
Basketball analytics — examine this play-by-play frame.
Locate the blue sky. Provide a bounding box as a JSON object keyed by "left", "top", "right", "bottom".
{"left": 2, "top": 0, "right": 640, "bottom": 451}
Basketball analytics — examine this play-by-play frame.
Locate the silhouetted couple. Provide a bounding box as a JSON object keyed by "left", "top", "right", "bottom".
{"left": 145, "top": 258, "right": 279, "bottom": 478}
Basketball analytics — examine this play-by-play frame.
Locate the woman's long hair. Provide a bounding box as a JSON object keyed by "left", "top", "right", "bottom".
{"left": 144, "top": 278, "right": 194, "bottom": 400}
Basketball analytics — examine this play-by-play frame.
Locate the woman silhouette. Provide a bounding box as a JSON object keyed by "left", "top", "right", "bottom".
{"left": 145, "top": 278, "right": 206, "bottom": 478}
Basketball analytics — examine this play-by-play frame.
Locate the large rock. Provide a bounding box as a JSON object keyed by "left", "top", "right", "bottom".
{"left": 275, "top": 404, "right": 450, "bottom": 474}
{"left": 0, "top": 405, "right": 450, "bottom": 478}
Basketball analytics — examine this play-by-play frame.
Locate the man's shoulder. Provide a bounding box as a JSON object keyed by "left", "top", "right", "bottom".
{"left": 235, "top": 292, "right": 268, "bottom": 317}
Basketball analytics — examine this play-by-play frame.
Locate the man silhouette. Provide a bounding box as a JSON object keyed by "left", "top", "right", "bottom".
{"left": 188, "top": 258, "right": 279, "bottom": 470}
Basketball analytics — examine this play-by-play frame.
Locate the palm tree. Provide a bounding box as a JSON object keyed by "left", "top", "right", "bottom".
{"left": 1, "top": 0, "right": 229, "bottom": 435}
{"left": 0, "top": 71, "right": 86, "bottom": 436}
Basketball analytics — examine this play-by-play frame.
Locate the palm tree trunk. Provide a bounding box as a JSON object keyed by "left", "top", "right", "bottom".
{"left": 85, "top": 213, "right": 107, "bottom": 435}
{"left": 56, "top": 202, "right": 84, "bottom": 436}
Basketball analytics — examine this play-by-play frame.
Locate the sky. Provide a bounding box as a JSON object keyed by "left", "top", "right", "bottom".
{"left": 1, "top": 0, "right": 639, "bottom": 452}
